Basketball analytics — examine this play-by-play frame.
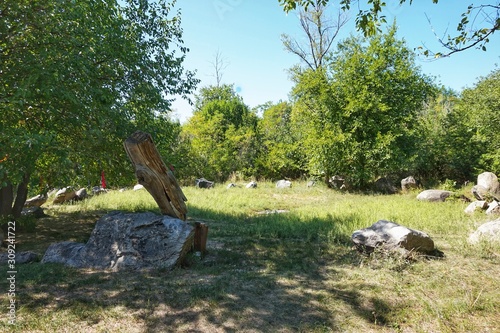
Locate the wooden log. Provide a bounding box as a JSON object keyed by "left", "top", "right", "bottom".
{"left": 124, "top": 131, "right": 187, "bottom": 220}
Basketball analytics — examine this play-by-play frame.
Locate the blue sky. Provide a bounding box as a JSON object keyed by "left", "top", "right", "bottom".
{"left": 170, "top": 1, "right": 500, "bottom": 122}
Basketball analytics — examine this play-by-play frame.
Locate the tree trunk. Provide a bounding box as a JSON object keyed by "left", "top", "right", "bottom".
{"left": 124, "top": 131, "right": 188, "bottom": 220}
{"left": 0, "top": 182, "right": 13, "bottom": 218}
{"left": 12, "top": 172, "right": 30, "bottom": 218}
{"left": 0, "top": 172, "right": 31, "bottom": 219}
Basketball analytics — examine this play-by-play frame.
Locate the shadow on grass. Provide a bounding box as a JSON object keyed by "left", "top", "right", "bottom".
{"left": 0, "top": 206, "right": 398, "bottom": 332}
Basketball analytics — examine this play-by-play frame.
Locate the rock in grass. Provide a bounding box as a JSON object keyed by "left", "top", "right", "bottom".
{"left": 401, "top": 176, "right": 417, "bottom": 192}
{"left": 0, "top": 251, "right": 39, "bottom": 264}
{"left": 195, "top": 178, "right": 214, "bottom": 189}
{"left": 24, "top": 194, "right": 47, "bottom": 207}
{"left": 352, "top": 220, "right": 435, "bottom": 255}
{"left": 42, "top": 211, "right": 194, "bottom": 271}
{"left": 276, "top": 180, "right": 292, "bottom": 188}
{"left": 374, "top": 177, "right": 398, "bottom": 194}
{"left": 246, "top": 181, "right": 257, "bottom": 188}
{"left": 477, "top": 172, "right": 500, "bottom": 200}
{"left": 416, "top": 189, "right": 453, "bottom": 202}
{"left": 52, "top": 187, "right": 76, "bottom": 204}
{"left": 133, "top": 184, "right": 144, "bottom": 191}
{"left": 74, "top": 188, "right": 88, "bottom": 201}
{"left": 21, "top": 206, "right": 46, "bottom": 218}
{"left": 464, "top": 201, "right": 489, "bottom": 214}
{"left": 486, "top": 201, "right": 500, "bottom": 215}
{"left": 468, "top": 219, "right": 500, "bottom": 244}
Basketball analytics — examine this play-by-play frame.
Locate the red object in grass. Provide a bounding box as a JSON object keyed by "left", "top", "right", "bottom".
{"left": 101, "top": 170, "right": 107, "bottom": 189}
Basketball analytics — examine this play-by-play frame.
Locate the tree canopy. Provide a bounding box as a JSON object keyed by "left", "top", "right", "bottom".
{"left": 182, "top": 84, "right": 259, "bottom": 182}
{"left": 279, "top": 0, "right": 500, "bottom": 57}
{"left": 290, "top": 23, "right": 436, "bottom": 188}
{"left": 0, "top": 0, "right": 198, "bottom": 218}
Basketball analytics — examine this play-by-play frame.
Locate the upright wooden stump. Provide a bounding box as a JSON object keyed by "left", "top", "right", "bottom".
{"left": 124, "top": 131, "right": 187, "bottom": 220}
{"left": 194, "top": 222, "right": 209, "bottom": 255}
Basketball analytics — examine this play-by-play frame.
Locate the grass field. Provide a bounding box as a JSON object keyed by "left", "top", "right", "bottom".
{"left": 1, "top": 182, "right": 499, "bottom": 332}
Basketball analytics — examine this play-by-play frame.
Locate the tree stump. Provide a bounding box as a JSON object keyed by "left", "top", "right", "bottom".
{"left": 124, "top": 131, "right": 187, "bottom": 220}
{"left": 194, "top": 222, "right": 209, "bottom": 255}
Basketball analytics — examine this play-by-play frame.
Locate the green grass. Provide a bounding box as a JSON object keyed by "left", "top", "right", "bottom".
{"left": 1, "top": 182, "right": 499, "bottom": 332}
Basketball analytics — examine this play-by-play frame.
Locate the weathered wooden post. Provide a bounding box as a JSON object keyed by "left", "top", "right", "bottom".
{"left": 194, "top": 222, "right": 209, "bottom": 255}
{"left": 124, "top": 131, "right": 208, "bottom": 255}
{"left": 124, "top": 131, "right": 187, "bottom": 220}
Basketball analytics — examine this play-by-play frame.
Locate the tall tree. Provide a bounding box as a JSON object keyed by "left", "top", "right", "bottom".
{"left": 257, "top": 101, "right": 306, "bottom": 179}
{"left": 0, "top": 0, "right": 198, "bottom": 219}
{"left": 291, "top": 23, "right": 436, "bottom": 188}
{"left": 459, "top": 68, "right": 500, "bottom": 174}
{"left": 182, "top": 84, "right": 259, "bottom": 181}
{"left": 209, "top": 49, "right": 229, "bottom": 87}
{"left": 411, "top": 89, "right": 478, "bottom": 184}
{"left": 281, "top": 0, "right": 349, "bottom": 70}
{"left": 279, "top": 1, "right": 500, "bottom": 57}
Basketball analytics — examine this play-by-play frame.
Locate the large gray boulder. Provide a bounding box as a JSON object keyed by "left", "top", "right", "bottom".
{"left": 352, "top": 220, "right": 435, "bottom": 254}
{"left": 468, "top": 218, "right": 500, "bottom": 244}
{"left": 42, "top": 211, "right": 194, "bottom": 271}
{"left": 416, "top": 189, "right": 453, "bottom": 202}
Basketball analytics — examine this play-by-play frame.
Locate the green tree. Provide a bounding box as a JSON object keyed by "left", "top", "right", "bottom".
{"left": 0, "top": 0, "right": 198, "bottom": 219}
{"left": 256, "top": 101, "right": 306, "bottom": 179}
{"left": 459, "top": 68, "right": 500, "bottom": 174}
{"left": 289, "top": 67, "right": 340, "bottom": 182}
{"left": 412, "top": 89, "right": 478, "bottom": 184}
{"left": 279, "top": 1, "right": 499, "bottom": 57}
{"left": 292, "top": 24, "right": 436, "bottom": 188}
{"left": 182, "top": 84, "right": 259, "bottom": 182}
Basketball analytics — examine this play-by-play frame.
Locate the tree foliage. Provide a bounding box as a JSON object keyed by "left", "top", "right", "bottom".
{"left": 411, "top": 89, "right": 479, "bottom": 184}
{"left": 181, "top": 85, "right": 259, "bottom": 182}
{"left": 0, "top": 0, "right": 198, "bottom": 218}
{"left": 412, "top": 69, "right": 500, "bottom": 184}
{"left": 459, "top": 68, "right": 500, "bottom": 174}
{"left": 256, "top": 101, "right": 306, "bottom": 179}
{"left": 291, "top": 24, "right": 436, "bottom": 188}
{"left": 279, "top": 0, "right": 499, "bottom": 57}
